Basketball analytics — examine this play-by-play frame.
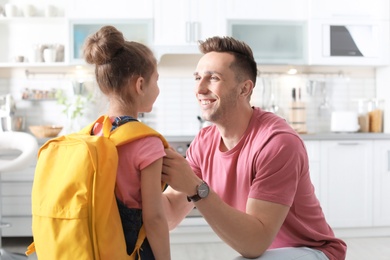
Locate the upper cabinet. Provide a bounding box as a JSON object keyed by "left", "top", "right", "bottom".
{"left": 308, "top": 19, "right": 390, "bottom": 66}
{"left": 309, "top": 0, "right": 390, "bottom": 66}
{"left": 66, "top": 0, "right": 154, "bottom": 64}
{"left": 228, "top": 20, "right": 307, "bottom": 65}
{"left": 69, "top": 19, "right": 153, "bottom": 64}
{"left": 153, "top": 0, "right": 226, "bottom": 58}
{"left": 0, "top": 0, "right": 154, "bottom": 67}
{"left": 310, "top": 0, "right": 389, "bottom": 20}
{"left": 224, "top": 0, "right": 309, "bottom": 65}
{"left": 226, "top": 0, "right": 309, "bottom": 20}
{"left": 66, "top": 0, "right": 154, "bottom": 19}
{"left": 1, "top": 0, "right": 390, "bottom": 67}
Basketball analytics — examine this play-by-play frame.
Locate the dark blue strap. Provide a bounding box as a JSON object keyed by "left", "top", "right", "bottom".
{"left": 111, "top": 116, "right": 138, "bottom": 131}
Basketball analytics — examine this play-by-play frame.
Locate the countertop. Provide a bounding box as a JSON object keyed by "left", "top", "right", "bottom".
{"left": 30, "top": 132, "right": 390, "bottom": 146}
{"left": 299, "top": 132, "right": 390, "bottom": 140}
{"left": 164, "top": 133, "right": 390, "bottom": 143}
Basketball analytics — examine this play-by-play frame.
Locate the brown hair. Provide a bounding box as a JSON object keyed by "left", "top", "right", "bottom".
{"left": 83, "top": 25, "right": 156, "bottom": 104}
{"left": 198, "top": 36, "right": 258, "bottom": 85}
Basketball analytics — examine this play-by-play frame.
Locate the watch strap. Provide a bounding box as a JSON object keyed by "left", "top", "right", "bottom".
{"left": 187, "top": 193, "right": 201, "bottom": 202}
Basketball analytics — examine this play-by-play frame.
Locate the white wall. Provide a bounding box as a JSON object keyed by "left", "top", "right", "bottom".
{"left": 0, "top": 57, "right": 376, "bottom": 136}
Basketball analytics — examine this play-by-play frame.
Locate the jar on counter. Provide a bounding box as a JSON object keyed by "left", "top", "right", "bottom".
{"left": 357, "top": 99, "right": 369, "bottom": 132}
{"left": 368, "top": 99, "right": 385, "bottom": 133}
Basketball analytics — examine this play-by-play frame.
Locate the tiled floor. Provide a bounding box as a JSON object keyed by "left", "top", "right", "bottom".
{"left": 2, "top": 236, "right": 390, "bottom": 259}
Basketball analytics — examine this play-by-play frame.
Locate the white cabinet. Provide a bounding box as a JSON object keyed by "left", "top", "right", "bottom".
{"left": 310, "top": 0, "right": 389, "bottom": 20}
{"left": 66, "top": 0, "right": 154, "bottom": 19}
{"left": 69, "top": 19, "right": 153, "bottom": 64}
{"left": 319, "top": 140, "right": 373, "bottom": 228}
{"left": 373, "top": 140, "right": 390, "bottom": 226}
{"left": 308, "top": 19, "right": 390, "bottom": 66}
{"left": 226, "top": 0, "right": 308, "bottom": 20}
{"left": 304, "top": 140, "right": 321, "bottom": 200}
{"left": 228, "top": 20, "right": 308, "bottom": 65}
{"left": 309, "top": 0, "right": 390, "bottom": 66}
{"left": 153, "top": 0, "right": 226, "bottom": 54}
{"left": 1, "top": 162, "right": 35, "bottom": 237}
{"left": 225, "top": 0, "right": 309, "bottom": 65}
{"left": 0, "top": 0, "right": 154, "bottom": 67}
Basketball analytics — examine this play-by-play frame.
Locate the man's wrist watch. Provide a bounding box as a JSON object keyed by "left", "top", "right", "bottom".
{"left": 187, "top": 181, "right": 210, "bottom": 202}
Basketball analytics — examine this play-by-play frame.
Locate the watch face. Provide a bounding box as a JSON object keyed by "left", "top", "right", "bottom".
{"left": 198, "top": 182, "right": 209, "bottom": 198}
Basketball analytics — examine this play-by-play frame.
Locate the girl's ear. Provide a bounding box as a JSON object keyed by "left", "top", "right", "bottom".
{"left": 134, "top": 76, "right": 144, "bottom": 95}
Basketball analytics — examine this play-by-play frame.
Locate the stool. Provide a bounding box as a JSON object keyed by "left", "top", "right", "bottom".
{"left": 0, "top": 132, "right": 38, "bottom": 260}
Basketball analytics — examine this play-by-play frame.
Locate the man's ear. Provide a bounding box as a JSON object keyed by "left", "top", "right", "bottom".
{"left": 240, "top": 80, "right": 254, "bottom": 97}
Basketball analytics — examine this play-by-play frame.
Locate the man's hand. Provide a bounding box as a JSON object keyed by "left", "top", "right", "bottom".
{"left": 162, "top": 148, "right": 201, "bottom": 196}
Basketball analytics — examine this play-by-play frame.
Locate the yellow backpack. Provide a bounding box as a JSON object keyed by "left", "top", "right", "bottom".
{"left": 26, "top": 115, "right": 168, "bottom": 259}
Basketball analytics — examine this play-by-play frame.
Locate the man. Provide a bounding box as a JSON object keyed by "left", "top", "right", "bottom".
{"left": 161, "top": 36, "right": 346, "bottom": 260}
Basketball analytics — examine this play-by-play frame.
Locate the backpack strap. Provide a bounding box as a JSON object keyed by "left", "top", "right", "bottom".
{"left": 80, "top": 115, "right": 169, "bottom": 148}
{"left": 129, "top": 226, "right": 146, "bottom": 258}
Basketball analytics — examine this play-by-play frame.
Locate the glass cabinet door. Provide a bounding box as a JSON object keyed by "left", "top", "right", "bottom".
{"left": 228, "top": 20, "right": 307, "bottom": 65}
{"left": 69, "top": 19, "right": 153, "bottom": 64}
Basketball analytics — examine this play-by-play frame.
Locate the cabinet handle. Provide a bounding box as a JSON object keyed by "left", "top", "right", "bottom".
{"left": 186, "top": 22, "right": 192, "bottom": 43}
{"left": 192, "top": 22, "right": 200, "bottom": 43}
{"left": 387, "top": 151, "right": 390, "bottom": 172}
{"left": 337, "top": 142, "right": 359, "bottom": 145}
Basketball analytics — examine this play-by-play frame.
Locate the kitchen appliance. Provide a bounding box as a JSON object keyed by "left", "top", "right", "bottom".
{"left": 0, "top": 94, "right": 16, "bottom": 117}
{"left": 0, "top": 94, "right": 21, "bottom": 132}
{"left": 1, "top": 116, "right": 25, "bottom": 132}
{"left": 331, "top": 111, "right": 360, "bottom": 132}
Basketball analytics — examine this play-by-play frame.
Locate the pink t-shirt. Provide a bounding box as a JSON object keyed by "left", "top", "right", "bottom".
{"left": 186, "top": 107, "right": 347, "bottom": 260}
{"left": 93, "top": 119, "right": 166, "bottom": 209}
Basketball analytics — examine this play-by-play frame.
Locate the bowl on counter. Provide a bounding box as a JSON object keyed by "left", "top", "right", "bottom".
{"left": 29, "top": 125, "right": 63, "bottom": 138}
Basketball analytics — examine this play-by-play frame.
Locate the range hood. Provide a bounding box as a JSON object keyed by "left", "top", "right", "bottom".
{"left": 152, "top": 45, "right": 201, "bottom": 62}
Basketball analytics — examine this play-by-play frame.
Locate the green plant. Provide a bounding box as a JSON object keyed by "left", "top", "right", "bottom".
{"left": 56, "top": 89, "right": 92, "bottom": 120}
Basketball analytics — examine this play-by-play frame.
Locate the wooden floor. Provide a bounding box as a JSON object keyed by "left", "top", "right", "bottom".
{"left": 2, "top": 236, "right": 390, "bottom": 259}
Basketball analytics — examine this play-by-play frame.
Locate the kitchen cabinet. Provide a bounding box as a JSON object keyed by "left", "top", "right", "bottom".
{"left": 373, "top": 140, "right": 390, "bottom": 226}
{"left": 0, "top": 0, "right": 154, "bottom": 67}
{"left": 226, "top": 0, "right": 308, "bottom": 20}
{"left": 69, "top": 19, "right": 153, "bottom": 64}
{"left": 228, "top": 20, "right": 307, "bottom": 65}
{"left": 225, "top": 0, "right": 308, "bottom": 65}
{"left": 0, "top": 155, "right": 35, "bottom": 237}
{"left": 310, "top": 0, "right": 389, "bottom": 20}
{"left": 309, "top": 0, "right": 390, "bottom": 66}
{"left": 304, "top": 140, "right": 321, "bottom": 200}
{"left": 66, "top": 0, "right": 154, "bottom": 19}
{"left": 153, "top": 0, "right": 226, "bottom": 57}
{"left": 319, "top": 140, "right": 373, "bottom": 228}
{"left": 308, "top": 19, "right": 390, "bottom": 66}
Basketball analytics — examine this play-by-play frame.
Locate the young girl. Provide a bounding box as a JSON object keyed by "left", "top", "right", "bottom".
{"left": 83, "top": 25, "right": 170, "bottom": 260}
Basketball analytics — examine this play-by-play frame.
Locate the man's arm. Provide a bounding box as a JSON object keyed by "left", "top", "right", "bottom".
{"left": 162, "top": 148, "right": 289, "bottom": 258}
{"left": 196, "top": 192, "right": 289, "bottom": 258}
